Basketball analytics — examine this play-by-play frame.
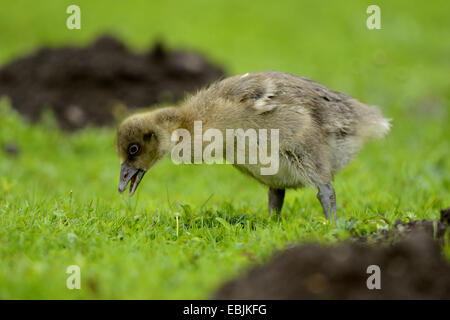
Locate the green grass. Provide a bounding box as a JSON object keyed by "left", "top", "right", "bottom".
{"left": 0, "top": 0, "right": 449, "bottom": 299}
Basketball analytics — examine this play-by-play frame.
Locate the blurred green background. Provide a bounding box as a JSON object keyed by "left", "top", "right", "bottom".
{"left": 0, "top": 0, "right": 449, "bottom": 299}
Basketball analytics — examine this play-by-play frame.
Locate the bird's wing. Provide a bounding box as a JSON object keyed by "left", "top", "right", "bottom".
{"left": 222, "top": 72, "right": 360, "bottom": 135}
{"left": 224, "top": 73, "right": 280, "bottom": 114}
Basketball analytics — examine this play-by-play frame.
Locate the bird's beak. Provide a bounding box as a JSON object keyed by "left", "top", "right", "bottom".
{"left": 118, "top": 162, "right": 146, "bottom": 196}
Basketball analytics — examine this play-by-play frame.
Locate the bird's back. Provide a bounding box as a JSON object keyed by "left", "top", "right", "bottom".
{"left": 194, "top": 70, "right": 389, "bottom": 142}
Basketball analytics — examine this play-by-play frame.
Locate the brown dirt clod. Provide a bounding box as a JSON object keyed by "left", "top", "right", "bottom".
{"left": 214, "top": 229, "right": 450, "bottom": 299}
{"left": 361, "top": 208, "right": 450, "bottom": 245}
{"left": 0, "top": 35, "right": 225, "bottom": 130}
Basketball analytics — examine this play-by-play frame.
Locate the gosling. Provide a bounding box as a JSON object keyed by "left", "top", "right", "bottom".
{"left": 116, "top": 71, "right": 390, "bottom": 221}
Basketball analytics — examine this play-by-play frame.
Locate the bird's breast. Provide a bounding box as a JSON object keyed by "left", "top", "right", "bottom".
{"left": 232, "top": 156, "right": 308, "bottom": 189}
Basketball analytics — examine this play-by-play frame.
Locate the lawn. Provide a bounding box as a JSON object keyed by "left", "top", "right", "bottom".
{"left": 0, "top": 0, "right": 449, "bottom": 299}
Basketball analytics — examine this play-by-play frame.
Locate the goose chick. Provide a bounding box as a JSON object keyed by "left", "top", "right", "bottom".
{"left": 116, "top": 71, "right": 390, "bottom": 221}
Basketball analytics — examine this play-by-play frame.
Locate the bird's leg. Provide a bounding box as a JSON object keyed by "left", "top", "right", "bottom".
{"left": 268, "top": 188, "right": 285, "bottom": 216}
{"left": 316, "top": 183, "right": 337, "bottom": 223}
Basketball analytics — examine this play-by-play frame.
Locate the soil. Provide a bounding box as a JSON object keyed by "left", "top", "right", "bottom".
{"left": 2, "top": 142, "right": 20, "bottom": 156}
{"left": 359, "top": 208, "right": 450, "bottom": 245}
{"left": 0, "top": 36, "right": 225, "bottom": 130}
{"left": 214, "top": 209, "right": 450, "bottom": 299}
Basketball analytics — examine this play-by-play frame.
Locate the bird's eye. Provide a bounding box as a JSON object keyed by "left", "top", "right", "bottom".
{"left": 128, "top": 144, "right": 140, "bottom": 155}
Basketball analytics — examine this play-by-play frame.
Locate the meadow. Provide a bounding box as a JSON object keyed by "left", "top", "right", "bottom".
{"left": 0, "top": 0, "right": 449, "bottom": 299}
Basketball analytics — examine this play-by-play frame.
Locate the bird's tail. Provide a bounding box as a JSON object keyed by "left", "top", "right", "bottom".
{"left": 354, "top": 100, "right": 391, "bottom": 141}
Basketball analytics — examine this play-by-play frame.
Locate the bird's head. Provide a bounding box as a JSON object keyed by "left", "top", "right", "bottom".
{"left": 116, "top": 107, "right": 181, "bottom": 195}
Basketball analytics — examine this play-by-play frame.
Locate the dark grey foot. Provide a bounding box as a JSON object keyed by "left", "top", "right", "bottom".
{"left": 316, "top": 183, "right": 337, "bottom": 223}
{"left": 268, "top": 188, "right": 285, "bottom": 216}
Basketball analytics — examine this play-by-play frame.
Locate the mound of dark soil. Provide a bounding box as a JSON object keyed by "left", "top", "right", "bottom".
{"left": 0, "top": 36, "right": 225, "bottom": 130}
{"left": 213, "top": 230, "right": 450, "bottom": 299}
{"left": 360, "top": 208, "right": 450, "bottom": 245}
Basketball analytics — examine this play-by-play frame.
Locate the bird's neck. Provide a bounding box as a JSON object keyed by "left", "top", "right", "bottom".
{"left": 177, "top": 94, "right": 231, "bottom": 135}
